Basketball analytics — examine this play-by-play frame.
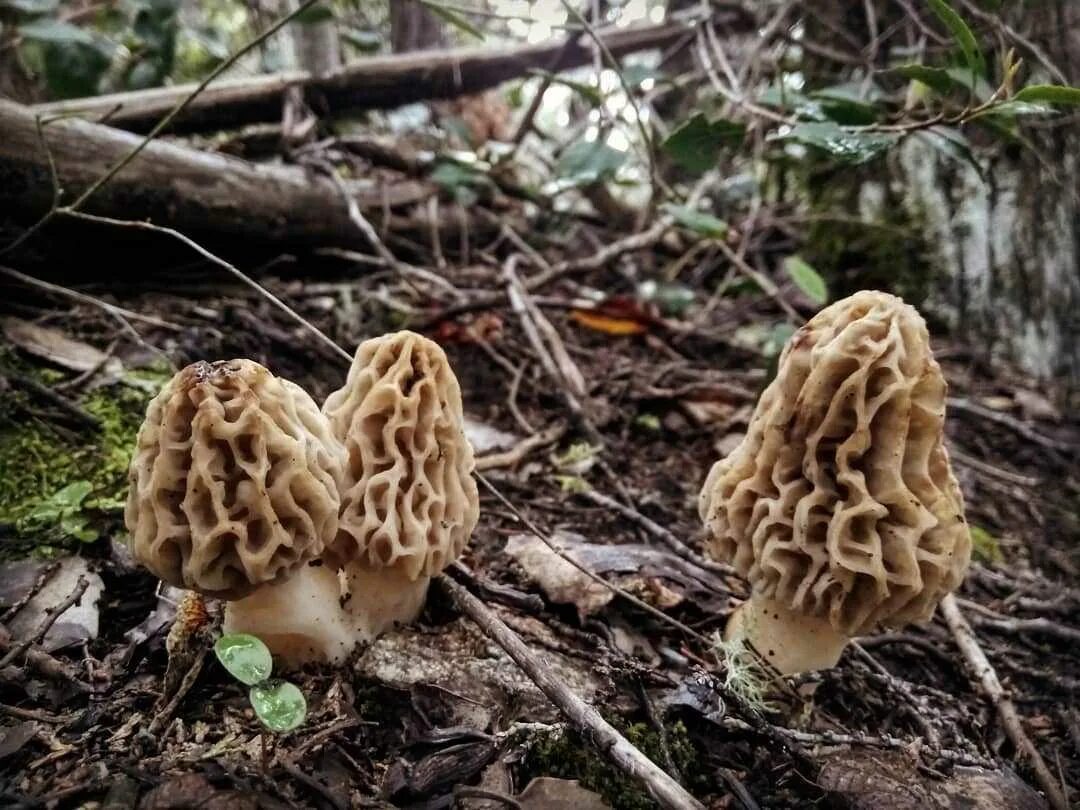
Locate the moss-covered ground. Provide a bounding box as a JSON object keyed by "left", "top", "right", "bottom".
{"left": 0, "top": 351, "right": 170, "bottom": 557}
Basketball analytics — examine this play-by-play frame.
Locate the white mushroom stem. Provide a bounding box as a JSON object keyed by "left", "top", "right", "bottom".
{"left": 223, "top": 563, "right": 355, "bottom": 668}
{"left": 343, "top": 564, "right": 430, "bottom": 641}
{"left": 725, "top": 592, "right": 849, "bottom": 675}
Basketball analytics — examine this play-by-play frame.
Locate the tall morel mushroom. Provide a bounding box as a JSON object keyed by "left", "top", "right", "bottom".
{"left": 699, "top": 291, "right": 970, "bottom": 674}
{"left": 125, "top": 359, "right": 355, "bottom": 667}
{"left": 323, "top": 331, "right": 480, "bottom": 640}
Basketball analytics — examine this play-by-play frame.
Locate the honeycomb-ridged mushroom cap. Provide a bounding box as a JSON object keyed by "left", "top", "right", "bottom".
{"left": 323, "top": 331, "right": 479, "bottom": 580}
{"left": 699, "top": 291, "right": 970, "bottom": 638}
{"left": 125, "top": 359, "right": 346, "bottom": 600}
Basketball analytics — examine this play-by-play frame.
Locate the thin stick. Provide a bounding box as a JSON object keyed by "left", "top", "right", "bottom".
{"left": 475, "top": 422, "right": 567, "bottom": 471}
{"left": 438, "top": 574, "right": 705, "bottom": 810}
{"left": 475, "top": 472, "right": 709, "bottom": 644}
{"left": 62, "top": 211, "right": 351, "bottom": 365}
{"left": 0, "top": 576, "right": 89, "bottom": 669}
{"left": 0, "top": 266, "right": 181, "bottom": 331}
{"left": 939, "top": 593, "right": 1069, "bottom": 810}
{"left": 582, "top": 489, "right": 734, "bottom": 577}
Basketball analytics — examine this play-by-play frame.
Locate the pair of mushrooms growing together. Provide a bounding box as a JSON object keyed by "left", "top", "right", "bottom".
{"left": 126, "top": 291, "right": 970, "bottom": 676}
{"left": 124, "top": 331, "right": 479, "bottom": 667}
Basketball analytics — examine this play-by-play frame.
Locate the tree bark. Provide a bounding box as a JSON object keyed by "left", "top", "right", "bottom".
{"left": 31, "top": 15, "right": 750, "bottom": 134}
{"left": 390, "top": 0, "right": 447, "bottom": 53}
{"left": 0, "top": 98, "right": 431, "bottom": 249}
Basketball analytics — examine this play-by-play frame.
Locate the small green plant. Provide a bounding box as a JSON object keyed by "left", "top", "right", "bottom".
{"left": 214, "top": 633, "right": 307, "bottom": 733}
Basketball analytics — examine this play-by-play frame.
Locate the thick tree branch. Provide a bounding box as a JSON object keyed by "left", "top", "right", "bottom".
{"left": 32, "top": 15, "right": 751, "bottom": 134}
{"left": 0, "top": 98, "right": 431, "bottom": 249}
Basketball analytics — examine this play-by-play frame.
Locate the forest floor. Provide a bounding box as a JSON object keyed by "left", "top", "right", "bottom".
{"left": 1, "top": 224, "right": 1078, "bottom": 809}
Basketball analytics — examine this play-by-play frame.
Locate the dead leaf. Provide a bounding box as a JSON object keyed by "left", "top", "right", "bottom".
{"left": 138, "top": 773, "right": 259, "bottom": 810}
{"left": 464, "top": 417, "right": 521, "bottom": 454}
{"left": 0, "top": 721, "right": 38, "bottom": 760}
{"left": 507, "top": 531, "right": 730, "bottom": 613}
{"left": 713, "top": 432, "right": 745, "bottom": 458}
{"left": 517, "top": 777, "right": 611, "bottom": 810}
{"left": 1, "top": 317, "right": 119, "bottom": 375}
{"left": 6, "top": 556, "right": 103, "bottom": 652}
{"left": 570, "top": 308, "right": 648, "bottom": 336}
{"left": 1013, "top": 389, "right": 1060, "bottom": 422}
{"left": 818, "top": 748, "right": 1048, "bottom": 810}
{"left": 504, "top": 534, "right": 614, "bottom": 619}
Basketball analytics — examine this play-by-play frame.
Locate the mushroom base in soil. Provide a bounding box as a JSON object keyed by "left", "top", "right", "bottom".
{"left": 343, "top": 564, "right": 430, "bottom": 641}
{"left": 223, "top": 563, "right": 356, "bottom": 668}
{"left": 725, "top": 593, "right": 850, "bottom": 675}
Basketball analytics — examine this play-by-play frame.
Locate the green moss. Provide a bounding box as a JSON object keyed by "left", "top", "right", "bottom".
{"left": 522, "top": 719, "right": 701, "bottom": 810}
{"left": 0, "top": 358, "right": 169, "bottom": 557}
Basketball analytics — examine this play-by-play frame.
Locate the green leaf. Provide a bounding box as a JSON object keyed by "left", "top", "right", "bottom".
{"left": 891, "top": 64, "right": 957, "bottom": 95}
{"left": 927, "top": 0, "right": 984, "bottom": 76}
{"left": 809, "top": 83, "right": 880, "bottom": 125}
{"left": 970, "top": 525, "right": 1003, "bottom": 564}
{"left": 555, "top": 140, "right": 627, "bottom": 185}
{"left": 18, "top": 18, "right": 96, "bottom": 45}
{"left": 664, "top": 204, "right": 728, "bottom": 239}
{"left": 293, "top": 3, "right": 334, "bottom": 24}
{"left": 770, "top": 122, "right": 898, "bottom": 164}
{"left": 661, "top": 113, "right": 745, "bottom": 174}
{"left": 250, "top": 680, "right": 308, "bottom": 733}
{"left": 215, "top": 634, "right": 273, "bottom": 686}
{"left": 783, "top": 256, "right": 827, "bottom": 305}
{"left": 430, "top": 159, "right": 493, "bottom": 204}
{"left": 419, "top": 0, "right": 484, "bottom": 41}
{"left": 1012, "top": 84, "right": 1080, "bottom": 107}
{"left": 342, "top": 28, "right": 382, "bottom": 52}
{"left": 975, "top": 99, "right": 1055, "bottom": 119}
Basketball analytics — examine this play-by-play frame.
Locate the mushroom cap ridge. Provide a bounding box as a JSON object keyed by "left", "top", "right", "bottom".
{"left": 699, "top": 291, "right": 970, "bottom": 636}
{"left": 323, "top": 331, "right": 479, "bottom": 580}
{"left": 125, "top": 359, "right": 345, "bottom": 599}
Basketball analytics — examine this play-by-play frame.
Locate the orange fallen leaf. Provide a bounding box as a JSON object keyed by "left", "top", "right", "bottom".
{"left": 570, "top": 309, "right": 648, "bottom": 335}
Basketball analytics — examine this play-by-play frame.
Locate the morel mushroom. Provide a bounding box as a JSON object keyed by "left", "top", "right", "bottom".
{"left": 125, "top": 359, "right": 355, "bottom": 667}
{"left": 323, "top": 331, "right": 480, "bottom": 640}
{"left": 699, "top": 291, "right": 970, "bottom": 674}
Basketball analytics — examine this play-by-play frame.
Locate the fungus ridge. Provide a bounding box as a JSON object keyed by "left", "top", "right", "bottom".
{"left": 699, "top": 292, "right": 970, "bottom": 635}
{"left": 125, "top": 359, "right": 344, "bottom": 598}
{"left": 323, "top": 332, "right": 479, "bottom": 579}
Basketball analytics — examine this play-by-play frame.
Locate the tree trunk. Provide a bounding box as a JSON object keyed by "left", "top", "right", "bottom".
{"left": 0, "top": 98, "right": 430, "bottom": 249}
{"left": 390, "top": 0, "right": 447, "bottom": 53}
{"left": 31, "top": 15, "right": 747, "bottom": 133}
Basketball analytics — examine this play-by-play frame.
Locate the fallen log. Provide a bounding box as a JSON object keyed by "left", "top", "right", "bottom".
{"left": 0, "top": 98, "right": 433, "bottom": 249}
{"left": 32, "top": 14, "right": 750, "bottom": 133}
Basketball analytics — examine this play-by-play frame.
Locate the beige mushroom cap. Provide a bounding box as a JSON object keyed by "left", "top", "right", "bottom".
{"left": 699, "top": 290, "right": 970, "bottom": 637}
{"left": 323, "top": 331, "right": 480, "bottom": 580}
{"left": 125, "top": 359, "right": 346, "bottom": 600}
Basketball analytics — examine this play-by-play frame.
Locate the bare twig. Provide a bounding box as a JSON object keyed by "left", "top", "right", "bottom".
{"left": 438, "top": 574, "right": 705, "bottom": 810}
{"left": 0, "top": 563, "right": 60, "bottom": 626}
{"left": 475, "top": 422, "right": 568, "bottom": 471}
{"left": 947, "top": 397, "right": 1072, "bottom": 451}
{"left": 939, "top": 593, "right": 1069, "bottom": 810}
{"left": 0, "top": 576, "right": 90, "bottom": 670}
{"left": 582, "top": 490, "right": 734, "bottom": 577}
{"left": 61, "top": 211, "right": 351, "bottom": 365}
{"left": 0, "top": 266, "right": 181, "bottom": 332}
